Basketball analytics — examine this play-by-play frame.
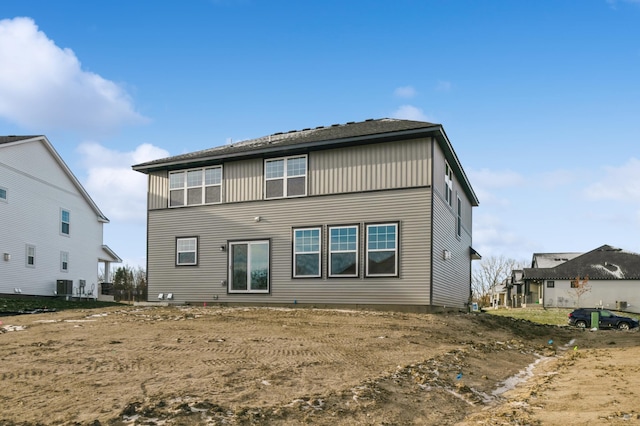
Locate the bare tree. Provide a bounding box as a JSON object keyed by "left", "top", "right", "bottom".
{"left": 569, "top": 275, "right": 591, "bottom": 307}
{"left": 472, "top": 256, "right": 526, "bottom": 308}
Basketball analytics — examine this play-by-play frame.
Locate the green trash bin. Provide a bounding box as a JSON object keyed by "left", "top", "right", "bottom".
{"left": 591, "top": 311, "right": 599, "bottom": 330}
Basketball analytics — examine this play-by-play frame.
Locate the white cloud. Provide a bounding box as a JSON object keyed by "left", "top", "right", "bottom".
{"left": 0, "top": 17, "right": 147, "bottom": 135}
{"left": 391, "top": 105, "right": 431, "bottom": 122}
{"left": 435, "top": 80, "right": 452, "bottom": 92}
{"left": 393, "top": 86, "right": 417, "bottom": 98}
{"left": 583, "top": 158, "right": 640, "bottom": 202}
{"left": 77, "top": 142, "right": 169, "bottom": 222}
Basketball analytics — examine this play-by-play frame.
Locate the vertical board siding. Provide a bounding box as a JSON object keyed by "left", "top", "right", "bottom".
{"left": 310, "top": 138, "right": 431, "bottom": 195}
{"left": 225, "top": 158, "right": 262, "bottom": 203}
{"left": 430, "top": 144, "right": 473, "bottom": 309}
{"left": 148, "top": 170, "right": 168, "bottom": 210}
{"left": 147, "top": 188, "right": 433, "bottom": 306}
{"left": 0, "top": 141, "right": 104, "bottom": 296}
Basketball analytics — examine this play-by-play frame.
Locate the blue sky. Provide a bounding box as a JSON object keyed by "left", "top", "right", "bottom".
{"left": 1, "top": 0, "right": 639, "bottom": 269}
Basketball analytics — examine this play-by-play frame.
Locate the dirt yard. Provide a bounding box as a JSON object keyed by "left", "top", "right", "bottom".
{"left": 0, "top": 305, "right": 638, "bottom": 425}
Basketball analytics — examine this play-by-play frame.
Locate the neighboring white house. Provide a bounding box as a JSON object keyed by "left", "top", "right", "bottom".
{"left": 522, "top": 245, "right": 640, "bottom": 314}
{"left": 0, "top": 136, "right": 121, "bottom": 298}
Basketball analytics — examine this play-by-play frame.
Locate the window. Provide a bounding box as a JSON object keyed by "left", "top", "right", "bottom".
{"left": 293, "top": 227, "right": 321, "bottom": 278}
{"left": 61, "top": 251, "right": 69, "bottom": 272}
{"left": 229, "top": 240, "right": 270, "bottom": 293}
{"left": 265, "top": 155, "right": 307, "bottom": 199}
{"left": 570, "top": 281, "right": 578, "bottom": 288}
{"left": 26, "top": 244, "right": 36, "bottom": 268}
{"left": 366, "top": 223, "right": 398, "bottom": 277}
{"left": 169, "top": 166, "right": 222, "bottom": 207}
{"left": 329, "top": 225, "right": 359, "bottom": 277}
{"left": 0, "top": 186, "right": 6, "bottom": 202}
{"left": 61, "top": 209, "right": 70, "bottom": 235}
{"left": 445, "top": 162, "right": 453, "bottom": 206}
{"left": 456, "top": 195, "right": 462, "bottom": 237}
{"left": 176, "top": 237, "right": 198, "bottom": 266}
{"left": 547, "top": 281, "right": 555, "bottom": 288}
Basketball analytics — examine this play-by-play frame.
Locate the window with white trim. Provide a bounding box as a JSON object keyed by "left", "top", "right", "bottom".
{"left": 265, "top": 155, "right": 307, "bottom": 199}
{"left": 293, "top": 227, "right": 321, "bottom": 278}
{"left": 176, "top": 237, "right": 198, "bottom": 266}
{"left": 445, "top": 162, "right": 453, "bottom": 206}
{"left": 366, "top": 223, "right": 398, "bottom": 277}
{"left": 329, "top": 225, "right": 359, "bottom": 277}
{"left": 456, "top": 195, "right": 462, "bottom": 237}
{"left": 0, "top": 186, "right": 6, "bottom": 202}
{"left": 229, "top": 240, "right": 270, "bottom": 293}
{"left": 547, "top": 281, "right": 555, "bottom": 288}
{"left": 61, "top": 209, "right": 70, "bottom": 236}
{"left": 26, "top": 244, "right": 36, "bottom": 268}
{"left": 61, "top": 251, "right": 69, "bottom": 272}
{"left": 169, "top": 166, "right": 222, "bottom": 207}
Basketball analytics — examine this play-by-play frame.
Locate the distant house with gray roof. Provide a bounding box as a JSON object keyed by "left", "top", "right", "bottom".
{"left": 133, "top": 118, "right": 481, "bottom": 311}
{"left": 522, "top": 245, "right": 640, "bottom": 313}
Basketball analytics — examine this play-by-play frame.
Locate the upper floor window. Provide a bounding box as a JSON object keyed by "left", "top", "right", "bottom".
{"left": 169, "top": 166, "right": 222, "bottom": 207}
{"left": 366, "top": 223, "right": 398, "bottom": 277}
{"left": 445, "top": 162, "right": 453, "bottom": 206}
{"left": 456, "top": 195, "right": 462, "bottom": 237}
{"left": 546, "top": 281, "right": 555, "bottom": 288}
{"left": 293, "top": 227, "right": 321, "bottom": 278}
{"left": 61, "top": 209, "right": 70, "bottom": 236}
{"left": 329, "top": 225, "right": 359, "bottom": 277}
{"left": 0, "top": 186, "right": 6, "bottom": 202}
{"left": 265, "top": 155, "right": 307, "bottom": 199}
{"left": 61, "top": 251, "right": 69, "bottom": 272}
{"left": 176, "top": 237, "right": 198, "bottom": 266}
{"left": 26, "top": 244, "right": 36, "bottom": 268}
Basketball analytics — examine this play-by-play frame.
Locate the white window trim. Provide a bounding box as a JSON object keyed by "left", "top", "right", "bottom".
{"left": 228, "top": 240, "right": 271, "bottom": 294}
{"left": 365, "top": 223, "right": 399, "bottom": 277}
{"left": 169, "top": 166, "right": 223, "bottom": 208}
{"left": 293, "top": 227, "right": 322, "bottom": 278}
{"left": 444, "top": 162, "right": 454, "bottom": 206}
{"left": 0, "top": 186, "right": 7, "bottom": 202}
{"left": 60, "top": 251, "right": 69, "bottom": 272}
{"left": 264, "top": 155, "right": 308, "bottom": 199}
{"left": 328, "top": 225, "right": 359, "bottom": 278}
{"left": 60, "top": 208, "right": 70, "bottom": 236}
{"left": 176, "top": 237, "right": 198, "bottom": 266}
{"left": 26, "top": 244, "right": 36, "bottom": 268}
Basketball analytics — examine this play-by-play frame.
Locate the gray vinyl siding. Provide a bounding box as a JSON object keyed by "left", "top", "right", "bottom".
{"left": 430, "top": 144, "right": 473, "bottom": 309}
{"left": 310, "top": 137, "right": 431, "bottom": 195}
{"left": 147, "top": 187, "right": 433, "bottom": 307}
{"left": 224, "top": 158, "right": 262, "bottom": 203}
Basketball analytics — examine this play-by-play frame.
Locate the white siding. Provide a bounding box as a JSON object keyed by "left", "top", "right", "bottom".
{"left": 544, "top": 279, "right": 640, "bottom": 313}
{"left": 0, "top": 141, "right": 105, "bottom": 296}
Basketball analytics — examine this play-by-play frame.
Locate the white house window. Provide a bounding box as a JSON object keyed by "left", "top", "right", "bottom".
{"left": 0, "top": 186, "right": 6, "bottom": 202}
{"left": 61, "top": 209, "right": 70, "bottom": 236}
{"left": 229, "top": 240, "right": 270, "bottom": 293}
{"left": 547, "top": 281, "right": 555, "bottom": 288}
{"left": 445, "top": 162, "right": 453, "bottom": 206}
{"left": 176, "top": 237, "right": 198, "bottom": 266}
{"left": 26, "top": 244, "right": 36, "bottom": 268}
{"left": 61, "top": 251, "right": 69, "bottom": 272}
{"left": 366, "top": 223, "right": 398, "bottom": 277}
{"left": 265, "top": 155, "right": 307, "bottom": 199}
{"left": 329, "top": 225, "right": 359, "bottom": 277}
{"left": 293, "top": 227, "right": 321, "bottom": 278}
{"left": 169, "top": 166, "right": 222, "bottom": 207}
{"left": 456, "top": 195, "right": 462, "bottom": 237}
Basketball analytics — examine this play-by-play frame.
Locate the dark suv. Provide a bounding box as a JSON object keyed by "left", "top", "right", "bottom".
{"left": 568, "top": 308, "right": 639, "bottom": 330}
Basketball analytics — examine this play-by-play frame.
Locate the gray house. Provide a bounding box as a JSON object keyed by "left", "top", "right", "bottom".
{"left": 522, "top": 245, "right": 640, "bottom": 313}
{"left": 133, "top": 118, "right": 480, "bottom": 311}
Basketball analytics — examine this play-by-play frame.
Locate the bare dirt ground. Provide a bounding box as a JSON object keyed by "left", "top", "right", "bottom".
{"left": 0, "top": 305, "right": 638, "bottom": 425}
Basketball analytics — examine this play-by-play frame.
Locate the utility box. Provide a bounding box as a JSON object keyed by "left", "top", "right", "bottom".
{"left": 617, "top": 301, "right": 628, "bottom": 310}
{"left": 56, "top": 279, "right": 73, "bottom": 296}
{"left": 591, "top": 311, "right": 599, "bottom": 330}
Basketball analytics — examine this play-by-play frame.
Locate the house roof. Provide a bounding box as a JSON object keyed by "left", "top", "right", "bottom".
{"left": 531, "top": 252, "right": 582, "bottom": 268}
{"left": 523, "top": 245, "right": 640, "bottom": 280}
{"left": 0, "top": 135, "right": 110, "bottom": 223}
{"left": 132, "top": 118, "right": 479, "bottom": 206}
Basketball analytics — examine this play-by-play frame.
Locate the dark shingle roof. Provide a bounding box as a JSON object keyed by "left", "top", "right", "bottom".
{"left": 132, "top": 118, "right": 440, "bottom": 170}
{"left": 523, "top": 245, "right": 640, "bottom": 280}
{"left": 0, "top": 135, "right": 42, "bottom": 144}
